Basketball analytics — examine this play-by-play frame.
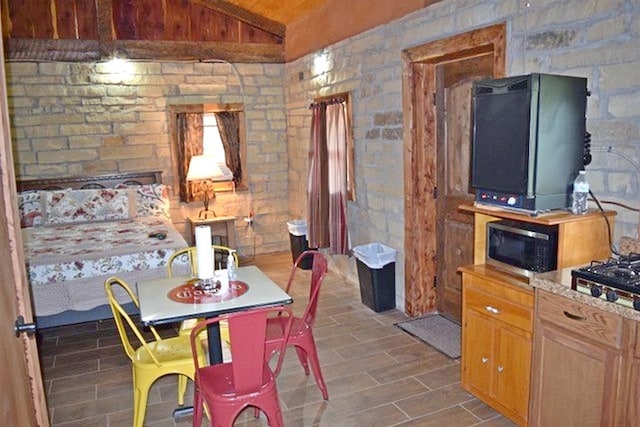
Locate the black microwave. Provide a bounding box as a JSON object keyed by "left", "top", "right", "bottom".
{"left": 486, "top": 219, "right": 559, "bottom": 277}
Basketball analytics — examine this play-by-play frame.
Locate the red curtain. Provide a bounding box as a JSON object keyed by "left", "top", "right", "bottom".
{"left": 307, "top": 99, "right": 349, "bottom": 254}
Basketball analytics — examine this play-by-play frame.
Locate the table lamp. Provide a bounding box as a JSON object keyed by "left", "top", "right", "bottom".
{"left": 187, "top": 155, "right": 225, "bottom": 219}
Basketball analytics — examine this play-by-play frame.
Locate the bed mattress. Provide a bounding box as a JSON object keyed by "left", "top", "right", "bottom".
{"left": 22, "top": 216, "right": 189, "bottom": 316}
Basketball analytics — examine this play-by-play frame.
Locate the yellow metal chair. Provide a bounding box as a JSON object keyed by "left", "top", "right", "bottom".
{"left": 167, "top": 245, "right": 238, "bottom": 342}
{"left": 104, "top": 277, "right": 204, "bottom": 427}
{"left": 166, "top": 244, "right": 239, "bottom": 277}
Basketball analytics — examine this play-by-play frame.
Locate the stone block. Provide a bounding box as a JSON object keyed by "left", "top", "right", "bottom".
{"left": 99, "top": 145, "right": 154, "bottom": 160}
{"left": 60, "top": 124, "right": 111, "bottom": 136}
{"left": 40, "top": 149, "right": 97, "bottom": 163}
{"left": 599, "top": 63, "right": 640, "bottom": 92}
{"left": 608, "top": 91, "right": 640, "bottom": 118}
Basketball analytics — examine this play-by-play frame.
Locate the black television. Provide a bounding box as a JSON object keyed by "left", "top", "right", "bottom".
{"left": 471, "top": 73, "right": 588, "bottom": 213}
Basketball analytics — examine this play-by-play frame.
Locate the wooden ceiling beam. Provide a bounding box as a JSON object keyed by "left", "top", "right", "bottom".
{"left": 5, "top": 38, "right": 284, "bottom": 63}
{"left": 195, "top": 0, "right": 285, "bottom": 38}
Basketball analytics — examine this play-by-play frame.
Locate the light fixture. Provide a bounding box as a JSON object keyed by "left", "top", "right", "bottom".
{"left": 187, "top": 155, "right": 226, "bottom": 219}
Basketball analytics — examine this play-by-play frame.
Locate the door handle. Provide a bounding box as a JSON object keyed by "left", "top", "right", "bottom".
{"left": 14, "top": 315, "right": 36, "bottom": 337}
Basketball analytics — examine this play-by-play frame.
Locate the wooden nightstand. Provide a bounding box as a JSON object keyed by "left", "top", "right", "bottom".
{"left": 187, "top": 215, "right": 237, "bottom": 249}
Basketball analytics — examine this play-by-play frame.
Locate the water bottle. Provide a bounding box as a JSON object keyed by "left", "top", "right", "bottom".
{"left": 571, "top": 170, "right": 589, "bottom": 215}
{"left": 226, "top": 250, "right": 237, "bottom": 281}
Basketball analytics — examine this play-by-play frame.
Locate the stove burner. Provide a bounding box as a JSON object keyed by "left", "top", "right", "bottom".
{"left": 571, "top": 253, "right": 640, "bottom": 311}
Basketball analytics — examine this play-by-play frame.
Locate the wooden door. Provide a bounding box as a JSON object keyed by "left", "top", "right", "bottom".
{"left": 402, "top": 24, "right": 506, "bottom": 317}
{"left": 434, "top": 77, "right": 476, "bottom": 324}
{"left": 462, "top": 308, "right": 494, "bottom": 395}
{"left": 0, "top": 30, "right": 49, "bottom": 426}
{"left": 494, "top": 325, "right": 531, "bottom": 422}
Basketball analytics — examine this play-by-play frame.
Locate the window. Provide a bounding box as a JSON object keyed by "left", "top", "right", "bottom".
{"left": 169, "top": 104, "right": 246, "bottom": 203}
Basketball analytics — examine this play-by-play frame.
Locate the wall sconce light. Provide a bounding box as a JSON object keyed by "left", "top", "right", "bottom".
{"left": 313, "top": 53, "right": 330, "bottom": 75}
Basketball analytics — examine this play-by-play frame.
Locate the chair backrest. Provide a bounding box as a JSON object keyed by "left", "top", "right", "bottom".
{"left": 287, "top": 251, "right": 328, "bottom": 332}
{"left": 104, "top": 277, "right": 163, "bottom": 365}
{"left": 190, "top": 306, "right": 293, "bottom": 394}
{"left": 167, "top": 245, "right": 239, "bottom": 277}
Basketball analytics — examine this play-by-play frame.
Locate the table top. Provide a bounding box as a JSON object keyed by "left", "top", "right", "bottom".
{"left": 137, "top": 265, "right": 292, "bottom": 326}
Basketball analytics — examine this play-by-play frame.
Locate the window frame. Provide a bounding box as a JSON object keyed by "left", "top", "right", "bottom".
{"left": 169, "top": 103, "right": 248, "bottom": 201}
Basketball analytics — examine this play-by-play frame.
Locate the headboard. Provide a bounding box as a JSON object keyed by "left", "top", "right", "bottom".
{"left": 16, "top": 171, "right": 163, "bottom": 192}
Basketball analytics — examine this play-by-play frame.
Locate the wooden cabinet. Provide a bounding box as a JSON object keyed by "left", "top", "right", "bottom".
{"left": 627, "top": 326, "right": 640, "bottom": 421}
{"left": 530, "top": 290, "right": 635, "bottom": 426}
{"left": 458, "top": 205, "right": 616, "bottom": 426}
{"left": 461, "top": 267, "right": 533, "bottom": 426}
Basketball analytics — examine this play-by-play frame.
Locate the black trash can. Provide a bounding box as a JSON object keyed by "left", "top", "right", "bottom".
{"left": 287, "top": 220, "right": 313, "bottom": 270}
{"left": 353, "top": 243, "right": 397, "bottom": 312}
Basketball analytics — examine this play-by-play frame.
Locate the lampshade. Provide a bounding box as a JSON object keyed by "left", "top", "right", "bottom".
{"left": 186, "top": 155, "right": 225, "bottom": 182}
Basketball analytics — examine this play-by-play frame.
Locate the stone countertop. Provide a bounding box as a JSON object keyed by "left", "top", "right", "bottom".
{"left": 531, "top": 268, "right": 640, "bottom": 322}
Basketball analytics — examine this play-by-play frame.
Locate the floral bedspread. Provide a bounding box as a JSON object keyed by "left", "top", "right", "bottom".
{"left": 23, "top": 216, "right": 187, "bottom": 286}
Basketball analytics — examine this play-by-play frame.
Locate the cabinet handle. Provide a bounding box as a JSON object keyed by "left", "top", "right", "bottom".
{"left": 563, "top": 310, "right": 586, "bottom": 321}
{"left": 485, "top": 305, "right": 501, "bottom": 315}
{"left": 497, "top": 365, "right": 504, "bottom": 373}
{"left": 481, "top": 357, "right": 489, "bottom": 364}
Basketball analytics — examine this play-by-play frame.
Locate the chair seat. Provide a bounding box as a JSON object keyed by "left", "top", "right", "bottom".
{"left": 134, "top": 335, "right": 194, "bottom": 366}
{"left": 197, "top": 363, "right": 275, "bottom": 398}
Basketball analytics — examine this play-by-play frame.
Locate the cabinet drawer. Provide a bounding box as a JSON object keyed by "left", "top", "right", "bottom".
{"left": 465, "top": 286, "right": 533, "bottom": 332}
{"left": 536, "top": 290, "right": 623, "bottom": 349}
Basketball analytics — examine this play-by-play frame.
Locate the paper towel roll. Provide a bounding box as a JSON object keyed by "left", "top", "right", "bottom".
{"left": 195, "top": 225, "right": 214, "bottom": 279}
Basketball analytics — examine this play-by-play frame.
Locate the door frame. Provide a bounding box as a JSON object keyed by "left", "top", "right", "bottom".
{"left": 401, "top": 23, "right": 506, "bottom": 316}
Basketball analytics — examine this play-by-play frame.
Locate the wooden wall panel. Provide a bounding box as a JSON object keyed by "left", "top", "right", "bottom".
{"left": 56, "top": 0, "right": 77, "bottom": 39}
{"left": 113, "top": 0, "right": 138, "bottom": 39}
{"left": 76, "top": 0, "right": 98, "bottom": 39}
{"left": 9, "top": 0, "right": 54, "bottom": 38}
{"left": 165, "top": 0, "right": 191, "bottom": 40}
{"left": 138, "top": 0, "right": 165, "bottom": 40}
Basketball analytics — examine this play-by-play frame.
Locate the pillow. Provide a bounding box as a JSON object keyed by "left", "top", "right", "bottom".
{"left": 134, "top": 183, "right": 171, "bottom": 219}
{"left": 43, "top": 188, "right": 132, "bottom": 225}
{"left": 17, "top": 191, "right": 43, "bottom": 228}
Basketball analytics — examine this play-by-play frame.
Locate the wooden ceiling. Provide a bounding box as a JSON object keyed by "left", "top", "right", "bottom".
{"left": 223, "top": 0, "right": 327, "bottom": 25}
{"left": 1, "top": 0, "right": 437, "bottom": 63}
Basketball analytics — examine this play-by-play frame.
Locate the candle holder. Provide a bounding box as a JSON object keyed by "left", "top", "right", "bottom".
{"left": 194, "top": 277, "right": 221, "bottom": 292}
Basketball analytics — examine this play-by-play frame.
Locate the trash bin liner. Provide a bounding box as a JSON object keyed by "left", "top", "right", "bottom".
{"left": 287, "top": 219, "right": 313, "bottom": 270}
{"left": 353, "top": 243, "right": 396, "bottom": 312}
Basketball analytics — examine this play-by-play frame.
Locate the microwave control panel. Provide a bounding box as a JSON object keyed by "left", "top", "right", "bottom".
{"left": 475, "top": 190, "right": 526, "bottom": 209}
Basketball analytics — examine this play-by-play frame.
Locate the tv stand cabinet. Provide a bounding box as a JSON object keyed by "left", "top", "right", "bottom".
{"left": 458, "top": 205, "right": 615, "bottom": 426}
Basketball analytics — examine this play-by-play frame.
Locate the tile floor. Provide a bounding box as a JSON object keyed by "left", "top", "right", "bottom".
{"left": 38, "top": 252, "right": 515, "bottom": 426}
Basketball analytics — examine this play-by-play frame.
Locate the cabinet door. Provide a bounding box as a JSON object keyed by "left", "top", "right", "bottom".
{"left": 530, "top": 322, "right": 620, "bottom": 426}
{"left": 462, "top": 309, "right": 494, "bottom": 395}
{"left": 494, "top": 325, "right": 531, "bottom": 421}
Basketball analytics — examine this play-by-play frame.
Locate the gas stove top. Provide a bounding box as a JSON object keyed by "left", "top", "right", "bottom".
{"left": 571, "top": 254, "right": 640, "bottom": 311}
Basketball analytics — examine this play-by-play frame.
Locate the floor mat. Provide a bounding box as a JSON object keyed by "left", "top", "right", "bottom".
{"left": 396, "top": 314, "right": 461, "bottom": 359}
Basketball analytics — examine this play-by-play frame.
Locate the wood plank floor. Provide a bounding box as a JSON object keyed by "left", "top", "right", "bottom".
{"left": 38, "top": 252, "right": 515, "bottom": 426}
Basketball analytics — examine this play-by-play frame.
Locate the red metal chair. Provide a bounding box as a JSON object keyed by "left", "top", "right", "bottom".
{"left": 265, "top": 250, "right": 329, "bottom": 400}
{"left": 189, "top": 306, "right": 294, "bottom": 427}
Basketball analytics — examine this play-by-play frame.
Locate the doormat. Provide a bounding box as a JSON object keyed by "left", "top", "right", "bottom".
{"left": 395, "top": 314, "right": 461, "bottom": 359}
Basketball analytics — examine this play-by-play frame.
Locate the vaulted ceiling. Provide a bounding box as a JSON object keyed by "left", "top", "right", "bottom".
{"left": 1, "top": 0, "right": 440, "bottom": 63}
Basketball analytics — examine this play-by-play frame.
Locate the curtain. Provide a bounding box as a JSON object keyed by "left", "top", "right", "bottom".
{"left": 326, "top": 101, "right": 349, "bottom": 254}
{"left": 176, "top": 112, "right": 203, "bottom": 202}
{"left": 307, "top": 99, "right": 350, "bottom": 254}
{"left": 215, "top": 112, "right": 242, "bottom": 185}
{"left": 307, "top": 102, "right": 329, "bottom": 249}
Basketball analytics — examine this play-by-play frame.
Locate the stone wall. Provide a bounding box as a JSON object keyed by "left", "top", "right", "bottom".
{"left": 6, "top": 60, "right": 290, "bottom": 256}
{"left": 285, "top": 0, "right": 640, "bottom": 309}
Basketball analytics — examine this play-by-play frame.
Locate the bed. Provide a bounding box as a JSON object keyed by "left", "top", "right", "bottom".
{"left": 16, "top": 171, "right": 190, "bottom": 328}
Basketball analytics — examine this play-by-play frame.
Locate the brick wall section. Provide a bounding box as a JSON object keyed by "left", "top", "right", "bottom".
{"left": 285, "top": 0, "right": 640, "bottom": 309}
{"left": 6, "top": 61, "right": 290, "bottom": 256}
